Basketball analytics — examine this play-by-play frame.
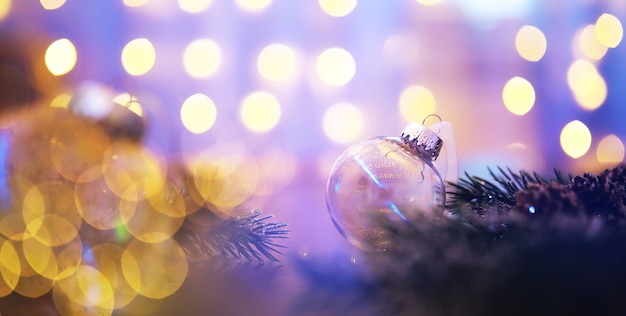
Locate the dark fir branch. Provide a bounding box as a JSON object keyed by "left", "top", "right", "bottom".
{"left": 177, "top": 209, "right": 288, "bottom": 263}
{"left": 294, "top": 164, "right": 626, "bottom": 316}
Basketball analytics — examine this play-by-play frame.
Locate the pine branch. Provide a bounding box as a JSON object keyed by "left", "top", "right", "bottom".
{"left": 176, "top": 209, "right": 289, "bottom": 263}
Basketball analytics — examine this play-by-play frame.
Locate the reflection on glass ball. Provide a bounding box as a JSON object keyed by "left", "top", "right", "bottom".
{"left": 326, "top": 137, "right": 445, "bottom": 252}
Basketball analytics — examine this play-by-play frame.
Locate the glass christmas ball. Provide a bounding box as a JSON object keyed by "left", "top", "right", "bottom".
{"left": 326, "top": 125, "right": 446, "bottom": 252}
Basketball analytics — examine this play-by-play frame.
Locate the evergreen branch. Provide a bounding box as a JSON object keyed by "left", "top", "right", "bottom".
{"left": 446, "top": 167, "right": 562, "bottom": 209}
{"left": 176, "top": 209, "right": 289, "bottom": 263}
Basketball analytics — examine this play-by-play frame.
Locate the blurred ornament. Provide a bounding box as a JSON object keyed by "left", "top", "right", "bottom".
{"left": 326, "top": 115, "right": 456, "bottom": 251}
{"left": 69, "top": 82, "right": 146, "bottom": 142}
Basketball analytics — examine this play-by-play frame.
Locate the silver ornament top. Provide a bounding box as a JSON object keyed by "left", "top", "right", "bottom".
{"left": 400, "top": 122, "right": 443, "bottom": 161}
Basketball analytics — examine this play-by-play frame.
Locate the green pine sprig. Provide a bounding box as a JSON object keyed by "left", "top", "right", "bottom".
{"left": 177, "top": 209, "right": 289, "bottom": 263}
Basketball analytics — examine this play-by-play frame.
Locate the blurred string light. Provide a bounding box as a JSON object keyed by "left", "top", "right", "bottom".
{"left": 595, "top": 13, "right": 623, "bottom": 48}
{"left": 383, "top": 34, "right": 420, "bottom": 65}
{"left": 575, "top": 25, "right": 608, "bottom": 60}
{"left": 190, "top": 143, "right": 259, "bottom": 214}
{"left": 254, "top": 147, "right": 297, "bottom": 196}
{"left": 183, "top": 39, "right": 221, "bottom": 79}
{"left": 257, "top": 43, "right": 296, "bottom": 82}
{"left": 113, "top": 93, "right": 144, "bottom": 117}
{"left": 235, "top": 0, "right": 272, "bottom": 12}
{"left": 40, "top": 0, "right": 66, "bottom": 10}
{"left": 123, "top": 0, "right": 149, "bottom": 7}
{"left": 180, "top": 93, "right": 217, "bottom": 134}
{"left": 323, "top": 102, "right": 363, "bottom": 143}
{"left": 50, "top": 93, "right": 72, "bottom": 108}
{"left": 560, "top": 120, "right": 592, "bottom": 159}
{"left": 121, "top": 38, "right": 156, "bottom": 76}
{"left": 596, "top": 134, "right": 625, "bottom": 163}
{"left": 0, "top": 0, "right": 11, "bottom": 20}
{"left": 239, "top": 91, "right": 281, "bottom": 132}
{"left": 318, "top": 0, "right": 357, "bottom": 17}
{"left": 453, "top": 0, "right": 532, "bottom": 28}
{"left": 502, "top": 76, "right": 535, "bottom": 116}
{"left": 398, "top": 85, "right": 436, "bottom": 122}
{"left": 415, "top": 0, "right": 443, "bottom": 6}
{"left": 178, "top": 0, "right": 212, "bottom": 13}
{"left": 121, "top": 239, "right": 188, "bottom": 299}
{"left": 316, "top": 47, "right": 356, "bottom": 86}
{"left": 515, "top": 25, "right": 547, "bottom": 62}
{"left": 45, "top": 38, "right": 77, "bottom": 76}
{"left": 566, "top": 59, "right": 607, "bottom": 111}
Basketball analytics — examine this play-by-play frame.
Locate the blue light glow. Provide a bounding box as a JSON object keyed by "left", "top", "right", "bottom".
{"left": 528, "top": 206, "right": 536, "bottom": 214}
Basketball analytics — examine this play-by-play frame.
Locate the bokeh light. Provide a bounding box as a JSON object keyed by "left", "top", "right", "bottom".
{"left": 318, "top": 0, "right": 357, "bottom": 17}
{"left": 515, "top": 25, "right": 547, "bottom": 62}
{"left": 121, "top": 38, "right": 156, "bottom": 76}
{"left": 123, "top": 0, "right": 149, "bottom": 7}
{"left": 323, "top": 102, "right": 363, "bottom": 143}
{"left": 416, "top": 0, "right": 443, "bottom": 6}
{"left": 239, "top": 91, "right": 281, "bottom": 132}
{"left": 178, "top": 0, "right": 212, "bottom": 13}
{"left": 45, "top": 38, "right": 77, "bottom": 76}
{"left": 502, "top": 76, "right": 535, "bottom": 116}
{"left": 180, "top": 94, "right": 217, "bottom": 134}
{"left": 596, "top": 134, "right": 625, "bottom": 163}
{"left": 576, "top": 25, "right": 608, "bottom": 60}
{"left": 316, "top": 47, "right": 356, "bottom": 86}
{"left": 560, "top": 120, "right": 592, "bottom": 159}
{"left": 398, "top": 85, "right": 436, "bottom": 122}
{"left": 567, "top": 59, "right": 607, "bottom": 111}
{"left": 235, "top": 0, "right": 272, "bottom": 12}
{"left": 0, "top": 1, "right": 10, "bottom": 20}
{"left": 40, "top": 0, "right": 66, "bottom": 10}
{"left": 257, "top": 43, "right": 297, "bottom": 81}
{"left": 183, "top": 39, "right": 221, "bottom": 79}
{"left": 595, "top": 13, "right": 623, "bottom": 48}
{"left": 50, "top": 93, "right": 72, "bottom": 108}
{"left": 113, "top": 93, "right": 144, "bottom": 117}
{"left": 190, "top": 143, "right": 259, "bottom": 213}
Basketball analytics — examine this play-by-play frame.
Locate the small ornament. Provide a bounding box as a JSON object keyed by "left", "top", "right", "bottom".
{"left": 326, "top": 115, "right": 454, "bottom": 251}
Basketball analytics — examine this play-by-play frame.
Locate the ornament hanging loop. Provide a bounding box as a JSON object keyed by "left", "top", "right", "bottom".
{"left": 422, "top": 113, "right": 442, "bottom": 134}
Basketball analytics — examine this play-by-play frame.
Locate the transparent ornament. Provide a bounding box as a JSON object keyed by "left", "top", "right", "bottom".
{"left": 326, "top": 116, "right": 455, "bottom": 252}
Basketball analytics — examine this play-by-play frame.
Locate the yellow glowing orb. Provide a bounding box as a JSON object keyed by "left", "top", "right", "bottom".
{"left": 595, "top": 13, "right": 623, "bottom": 48}
{"left": 515, "top": 25, "right": 547, "bottom": 62}
{"left": 183, "top": 39, "right": 221, "bottom": 78}
{"left": 502, "top": 76, "right": 535, "bottom": 116}
{"left": 40, "top": 0, "right": 66, "bottom": 10}
{"left": 123, "top": 0, "right": 149, "bottom": 7}
{"left": 121, "top": 38, "right": 156, "bottom": 76}
{"left": 113, "top": 93, "right": 143, "bottom": 117}
{"left": 560, "top": 120, "right": 592, "bottom": 159}
{"left": 50, "top": 93, "right": 72, "bottom": 108}
{"left": 597, "top": 134, "right": 625, "bottom": 163}
{"left": 416, "top": 0, "right": 442, "bottom": 5}
{"left": 45, "top": 38, "right": 77, "bottom": 76}
{"left": 323, "top": 102, "right": 363, "bottom": 143}
{"left": 257, "top": 43, "right": 296, "bottom": 81}
{"left": 121, "top": 239, "right": 188, "bottom": 299}
{"left": 0, "top": 0, "right": 11, "bottom": 20}
{"left": 318, "top": 0, "right": 357, "bottom": 17}
{"left": 567, "top": 59, "right": 607, "bottom": 111}
{"left": 235, "top": 0, "right": 271, "bottom": 12}
{"left": 316, "top": 47, "right": 356, "bottom": 86}
{"left": 14, "top": 274, "right": 53, "bottom": 298}
{"left": 119, "top": 197, "right": 184, "bottom": 244}
{"left": 577, "top": 25, "right": 608, "bottom": 60}
{"left": 239, "top": 91, "right": 281, "bottom": 132}
{"left": 180, "top": 93, "right": 217, "bottom": 134}
{"left": 178, "top": 0, "right": 212, "bottom": 13}
{"left": 398, "top": 85, "right": 436, "bottom": 122}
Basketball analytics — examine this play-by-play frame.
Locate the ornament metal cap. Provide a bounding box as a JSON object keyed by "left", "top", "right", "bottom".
{"left": 400, "top": 122, "right": 443, "bottom": 161}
